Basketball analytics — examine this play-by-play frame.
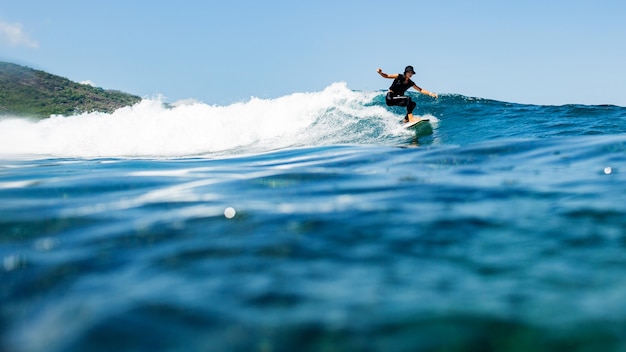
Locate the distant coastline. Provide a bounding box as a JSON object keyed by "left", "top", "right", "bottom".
{"left": 0, "top": 62, "right": 141, "bottom": 119}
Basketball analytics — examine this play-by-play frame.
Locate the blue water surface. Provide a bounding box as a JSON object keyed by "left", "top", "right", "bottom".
{"left": 2, "top": 88, "right": 626, "bottom": 351}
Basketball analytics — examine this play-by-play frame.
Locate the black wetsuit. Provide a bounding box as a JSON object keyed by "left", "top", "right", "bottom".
{"left": 385, "top": 74, "right": 417, "bottom": 117}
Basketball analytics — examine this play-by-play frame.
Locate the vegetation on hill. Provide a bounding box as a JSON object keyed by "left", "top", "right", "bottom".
{"left": 0, "top": 62, "right": 142, "bottom": 119}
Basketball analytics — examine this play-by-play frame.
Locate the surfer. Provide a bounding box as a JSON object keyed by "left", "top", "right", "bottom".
{"left": 377, "top": 66, "right": 438, "bottom": 123}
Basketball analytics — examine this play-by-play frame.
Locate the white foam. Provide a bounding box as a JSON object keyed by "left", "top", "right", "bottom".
{"left": 0, "top": 82, "right": 407, "bottom": 158}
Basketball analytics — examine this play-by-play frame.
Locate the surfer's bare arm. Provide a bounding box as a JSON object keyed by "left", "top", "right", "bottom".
{"left": 414, "top": 84, "right": 438, "bottom": 99}
{"left": 377, "top": 68, "right": 397, "bottom": 79}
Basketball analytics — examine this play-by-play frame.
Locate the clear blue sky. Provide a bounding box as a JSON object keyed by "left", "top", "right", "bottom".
{"left": 1, "top": 0, "right": 625, "bottom": 106}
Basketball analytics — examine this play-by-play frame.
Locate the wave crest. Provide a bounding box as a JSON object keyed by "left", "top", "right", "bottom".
{"left": 0, "top": 82, "right": 415, "bottom": 158}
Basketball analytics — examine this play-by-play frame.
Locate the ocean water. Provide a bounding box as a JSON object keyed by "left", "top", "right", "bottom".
{"left": 2, "top": 82, "right": 626, "bottom": 351}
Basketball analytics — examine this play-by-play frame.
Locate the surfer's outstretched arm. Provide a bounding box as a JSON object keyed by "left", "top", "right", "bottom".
{"left": 413, "top": 84, "right": 438, "bottom": 99}
{"left": 377, "top": 68, "right": 398, "bottom": 79}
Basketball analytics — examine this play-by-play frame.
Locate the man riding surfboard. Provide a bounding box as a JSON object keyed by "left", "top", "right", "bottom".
{"left": 377, "top": 66, "right": 438, "bottom": 123}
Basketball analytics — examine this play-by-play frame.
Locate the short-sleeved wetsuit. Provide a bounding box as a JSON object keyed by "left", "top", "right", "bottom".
{"left": 385, "top": 74, "right": 417, "bottom": 117}
{"left": 389, "top": 74, "right": 415, "bottom": 96}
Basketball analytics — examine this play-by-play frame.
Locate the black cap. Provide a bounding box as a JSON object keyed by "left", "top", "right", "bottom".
{"left": 404, "top": 65, "right": 416, "bottom": 74}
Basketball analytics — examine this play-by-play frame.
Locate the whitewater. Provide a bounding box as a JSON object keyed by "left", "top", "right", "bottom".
{"left": 0, "top": 82, "right": 438, "bottom": 158}
{"left": 2, "top": 82, "right": 626, "bottom": 352}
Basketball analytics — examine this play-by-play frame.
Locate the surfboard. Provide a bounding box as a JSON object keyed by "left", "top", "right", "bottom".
{"left": 402, "top": 118, "right": 430, "bottom": 129}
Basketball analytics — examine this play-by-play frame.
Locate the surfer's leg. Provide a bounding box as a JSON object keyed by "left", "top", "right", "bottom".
{"left": 385, "top": 92, "right": 399, "bottom": 107}
{"left": 406, "top": 97, "right": 418, "bottom": 122}
{"left": 392, "top": 96, "right": 410, "bottom": 122}
{"left": 386, "top": 93, "right": 414, "bottom": 122}
{"left": 407, "top": 97, "right": 416, "bottom": 114}
{"left": 386, "top": 92, "right": 408, "bottom": 107}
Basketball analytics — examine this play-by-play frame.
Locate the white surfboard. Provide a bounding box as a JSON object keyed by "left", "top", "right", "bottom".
{"left": 402, "top": 118, "right": 430, "bottom": 129}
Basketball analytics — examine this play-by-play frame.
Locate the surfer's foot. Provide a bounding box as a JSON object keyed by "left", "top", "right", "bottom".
{"left": 407, "top": 114, "right": 420, "bottom": 123}
{"left": 403, "top": 115, "right": 409, "bottom": 123}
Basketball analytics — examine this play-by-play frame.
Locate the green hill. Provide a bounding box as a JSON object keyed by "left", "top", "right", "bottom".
{"left": 0, "top": 62, "right": 142, "bottom": 119}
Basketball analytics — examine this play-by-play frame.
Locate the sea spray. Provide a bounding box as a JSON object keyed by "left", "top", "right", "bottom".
{"left": 0, "top": 82, "right": 418, "bottom": 158}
